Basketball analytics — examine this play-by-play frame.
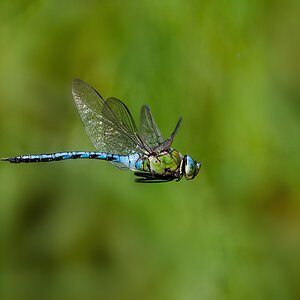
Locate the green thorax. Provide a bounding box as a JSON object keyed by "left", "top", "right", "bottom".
{"left": 141, "top": 149, "right": 182, "bottom": 175}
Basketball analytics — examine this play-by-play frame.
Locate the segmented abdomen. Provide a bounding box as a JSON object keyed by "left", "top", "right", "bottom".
{"left": 2, "top": 151, "right": 141, "bottom": 170}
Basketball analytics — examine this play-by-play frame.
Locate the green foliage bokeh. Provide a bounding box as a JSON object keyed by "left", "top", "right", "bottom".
{"left": 0, "top": 1, "right": 299, "bottom": 299}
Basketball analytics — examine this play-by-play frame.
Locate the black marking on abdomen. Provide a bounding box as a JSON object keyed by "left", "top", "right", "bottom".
{"left": 105, "top": 154, "right": 114, "bottom": 161}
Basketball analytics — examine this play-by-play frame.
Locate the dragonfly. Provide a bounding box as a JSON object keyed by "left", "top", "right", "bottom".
{"left": 2, "top": 79, "right": 201, "bottom": 183}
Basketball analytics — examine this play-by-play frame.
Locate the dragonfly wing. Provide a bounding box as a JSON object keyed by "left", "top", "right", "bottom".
{"left": 72, "top": 79, "right": 148, "bottom": 157}
{"left": 153, "top": 117, "right": 182, "bottom": 152}
{"left": 139, "top": 105, "right": 165, "bottom": 149}
{"left": 110, "top": 161, "right": 129, "bottom": 170}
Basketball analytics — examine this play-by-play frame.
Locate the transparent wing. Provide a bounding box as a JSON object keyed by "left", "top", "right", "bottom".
{"left": 139, "top": 105, "right": 165, "bottom": 149}
{"left": 152, "top": 117, "right": 182, "bottom": 152}
{"left": 72, "top": 79, "right": 149, "bottom": 156}
{"left": 110, "top": 161, "right": 129, "bottom": 170}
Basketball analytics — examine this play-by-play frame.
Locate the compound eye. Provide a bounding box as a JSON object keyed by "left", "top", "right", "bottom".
{"left": 185, "top": 155, "right": 196, "bottom": 179}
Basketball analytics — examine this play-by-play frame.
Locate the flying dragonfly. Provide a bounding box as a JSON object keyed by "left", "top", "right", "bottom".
{"left": 2, "top": 79, "right": 201, "bottom": 183}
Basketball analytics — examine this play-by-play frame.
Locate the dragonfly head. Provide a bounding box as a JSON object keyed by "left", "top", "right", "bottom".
{"left": 182, "top": 155, "right": 201, "bottom": 180}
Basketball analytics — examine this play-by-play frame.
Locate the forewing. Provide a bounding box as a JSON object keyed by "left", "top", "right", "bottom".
{"left": 139, "top": 105, "right": 165, "bottom": 149}
{"left": 105, "top": 97, "right": 138, "bottom": 134}
{"left": 72, "top": 79, "right": 147, "bottom": 156}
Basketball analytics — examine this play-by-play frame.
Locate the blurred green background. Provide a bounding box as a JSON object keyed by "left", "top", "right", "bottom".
{"left": 0, "top": 1, "right": 299, "bottom": 299}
